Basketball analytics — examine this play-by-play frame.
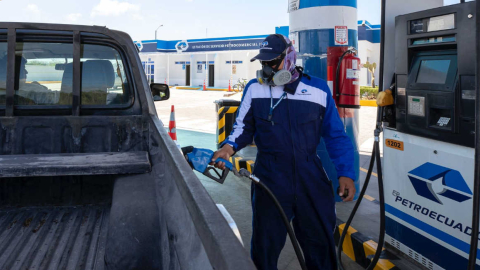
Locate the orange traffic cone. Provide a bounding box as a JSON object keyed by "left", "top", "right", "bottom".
{"left": 203, "top": 79, "right": 207, "bottom": 91}
{"left": 228, "top": 79, "right": 232, "bottom": 92}
{"left": 168, "top": 105, "right": 177, "bottom": 141}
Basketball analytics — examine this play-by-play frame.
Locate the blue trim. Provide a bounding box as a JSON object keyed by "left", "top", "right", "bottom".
{"left": 385, "top": 204, "right": 480, "bottom": 260}
{"left": 187, "top": 35, "right": 268, "bottom": 43}
{"left": 357, "top": 20, "right": 381, "bottom": 29}
{"left": 299, "top": 0, "right": 357, "bottom": 9}
{"left": 298, "top": 29, "right": 358, "bottom": 55}
{"left": 386, "top": 216, "right": 480, "bottom": 270}
{"left": 275, "top": 26, "right": 290, "bottom": 37}
{"left": 137, "top": 34, "right": 269, "bottom": 51}
{"left": 358, "top": 25, "right": 381, "bottom": 43}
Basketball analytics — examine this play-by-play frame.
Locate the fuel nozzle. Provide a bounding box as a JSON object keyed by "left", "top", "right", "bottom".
{"left": 238, "top": 168, "right": 260, "bottom": 183}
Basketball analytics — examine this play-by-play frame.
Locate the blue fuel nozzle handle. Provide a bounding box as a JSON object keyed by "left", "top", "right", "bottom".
{"left": 214, "top": 158, "right": 234, "bottom": 171}
{"left": 182, "top": 147, "right": 234, "bottom": 184}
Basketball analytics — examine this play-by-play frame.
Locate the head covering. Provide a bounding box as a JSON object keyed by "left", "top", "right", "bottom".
{"left": 250, "top": 34, "right": 288, "bottom": 62}
{"left": 281, "top": 35, "right": 300, "bottom": 85}
{"left": 251, "top": 34, "right": 300, "bottom": 85}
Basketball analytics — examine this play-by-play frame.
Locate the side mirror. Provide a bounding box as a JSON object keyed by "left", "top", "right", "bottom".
{"left": 150, "top": 83, "right": 170, "bottom": 101}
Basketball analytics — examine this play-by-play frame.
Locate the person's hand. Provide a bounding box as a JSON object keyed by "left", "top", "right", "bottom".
{"left": 210, "top": 144, "right": 235, "bottom": 170}
{"left": 338, "top": 177, "right": 356, "bottom": 202}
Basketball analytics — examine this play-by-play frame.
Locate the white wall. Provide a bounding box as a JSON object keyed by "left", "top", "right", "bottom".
{"left": 358, "top": 40, "right": 380, "bottom": 87}
{"left": 140, "top": 50, "right": 261, "bottom": 88}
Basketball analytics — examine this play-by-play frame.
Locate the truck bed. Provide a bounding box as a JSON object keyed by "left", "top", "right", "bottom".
{"left": 0, "top": 205, "right": 109, "bottom": 270}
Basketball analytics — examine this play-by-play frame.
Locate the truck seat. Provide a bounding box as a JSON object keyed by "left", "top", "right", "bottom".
{"left": 61, "top": 60, "right": 115, "bottom": 105}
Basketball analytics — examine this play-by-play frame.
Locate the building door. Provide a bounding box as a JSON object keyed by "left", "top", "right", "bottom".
{"left": 208, "top": 65, "right": 214, "bottom": 87}
{"left": 186, "top": 65, "right": 191, "bottom": 86}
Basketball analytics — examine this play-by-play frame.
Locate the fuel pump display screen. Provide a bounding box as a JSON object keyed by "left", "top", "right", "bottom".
{"left": 416, "top": 60, "right": 451, "bottom": 84}
{"left": 427, "top": 14, "right": 455, "bottom": 32}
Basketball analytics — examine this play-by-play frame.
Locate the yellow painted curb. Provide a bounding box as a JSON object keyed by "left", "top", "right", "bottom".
{"left": 363, "top": 240, "right": 397, "bottom": 270}
{"left": 360, "top": 100, "right": 378, "bottom": 107}
{"left": 338, "top": 223, "right": 358, "bottom": 261}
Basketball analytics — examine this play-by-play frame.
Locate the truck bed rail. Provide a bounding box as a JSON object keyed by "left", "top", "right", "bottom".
{"left": 0, "top": 152, "right": 151, "bottom": 178}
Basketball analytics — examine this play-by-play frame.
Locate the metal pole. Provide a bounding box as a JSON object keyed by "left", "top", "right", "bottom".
{"left": 167, "top": 54, "right": 170, "bottom": 86}
{"left": 468, "top": 1, "right": 480, "bottom": 269}
{"left": 155, "top": 24, "right": 163, "bottom": 40}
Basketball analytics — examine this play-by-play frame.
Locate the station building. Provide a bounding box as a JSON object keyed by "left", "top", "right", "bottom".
{"left": 136, "top": 22, "right": 380, "bottom": 88}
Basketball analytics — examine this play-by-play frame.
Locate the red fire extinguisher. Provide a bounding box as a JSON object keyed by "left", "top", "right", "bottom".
{"left": 336, "top": 49, "right": 361, "bottom": 109}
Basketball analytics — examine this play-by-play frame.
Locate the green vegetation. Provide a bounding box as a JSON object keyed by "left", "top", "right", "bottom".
{"left": 25, "top": 60, "right": 65, "bottom": 66}
{"left": 360, "top": 86, "right": 379, "bottom": 100}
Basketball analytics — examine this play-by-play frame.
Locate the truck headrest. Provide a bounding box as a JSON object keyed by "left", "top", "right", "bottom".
{"left": 61, "top": 60, "right": 116, "bottom": 93}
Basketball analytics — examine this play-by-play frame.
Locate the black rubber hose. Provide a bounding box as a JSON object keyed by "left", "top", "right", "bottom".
{"left": 467, "top": 0, "right": 480, "bottom": 267}
{"left": 254, "top": 181, "right": 307, "bottom": 270}
{"left": 372, "top": 138, "right": 386, "bottom": 269}
{"left": 336, "top": 142, "right": 376, "bottom": 270}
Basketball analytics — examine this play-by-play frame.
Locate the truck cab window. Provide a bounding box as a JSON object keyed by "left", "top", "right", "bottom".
{"left": 80, "top": 44, "right": 131, "bottom": 106}
{"left": 0, "top": 41, "right": 7, "bottom": 105}
{"left": 15, "top": 42, "right": 73, "bottom": 105}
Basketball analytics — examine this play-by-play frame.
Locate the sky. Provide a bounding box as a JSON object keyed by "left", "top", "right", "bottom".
{"left": 0, "top": 0, "right": 471, "bottom": 42}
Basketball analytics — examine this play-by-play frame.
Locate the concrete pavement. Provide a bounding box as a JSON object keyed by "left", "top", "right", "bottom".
{"left": 177, "top": 129, "right": 363, "bottom": 270}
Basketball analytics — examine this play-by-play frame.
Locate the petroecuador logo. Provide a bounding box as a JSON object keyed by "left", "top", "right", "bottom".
{"left": 176, "top": 40, "right": 189, "bottom": 52}
{"left": 299, "top": 89, "right": 311, "bottom": 96}
{"left": 408, "top": 162, "right": 472, "bottom": 204}
{"left": 134, "top": 41, "right": 143, "bottom": 52}
{"left": 392, "top": 163, "right": 475, "bottom": 238}
{"left": 260, "top": 41, "right": 268, "bottom": 48}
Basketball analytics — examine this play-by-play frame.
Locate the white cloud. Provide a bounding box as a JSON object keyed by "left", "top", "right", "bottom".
{"left": 91, "top": 0, "right": 140, "bottom": 17}
{"left": 26, "top": 4, "right": 40, "bottom": 14}
{"left": 131, "top": 14, "right": 144, "bottom": 22}
{"left": 66, "top": 13, "right": 82, "bottom": 22}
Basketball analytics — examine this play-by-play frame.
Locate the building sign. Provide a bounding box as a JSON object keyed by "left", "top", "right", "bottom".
{"left": 232, "top": 65, "right": 237, "bottom": 75}
{"left": 335, "top": 26, "right": 348, "bottom": 45}
{"left": 288, "top": 0, "right": 300, "bottom": 13}
{"left": 178, "top": 39, "right": 265, "bottom": 53}
{"left": 197, "top": 64, "right": 203, "bottom": 73}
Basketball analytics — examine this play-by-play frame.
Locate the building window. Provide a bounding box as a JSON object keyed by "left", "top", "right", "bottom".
{"left": 14, "top": 42, "right": 73, "bottom": 106}
{"left": 144, "top": 60, "right": 155, "bottom": 84}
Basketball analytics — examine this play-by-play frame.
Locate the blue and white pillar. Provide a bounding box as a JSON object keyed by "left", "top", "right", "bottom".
{"left": 289, "top": 0, "right": 360, "bottom": 201}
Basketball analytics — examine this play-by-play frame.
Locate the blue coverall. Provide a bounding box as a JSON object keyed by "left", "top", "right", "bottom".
{"left": 222, "top": 74, "right": 355, "bottom": 270}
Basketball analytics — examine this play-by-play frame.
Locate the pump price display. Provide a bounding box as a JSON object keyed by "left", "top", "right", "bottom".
{"left": 385, "top": 139, "right": 404, "bottom": 151}
{"left": 427, "top": 14, "right": 455, "bottom": 32}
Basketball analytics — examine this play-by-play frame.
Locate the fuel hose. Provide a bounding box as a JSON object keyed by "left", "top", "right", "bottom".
{"left": 337, "top": 0, "right": 387, "bottom": 269}
{"left": 238, "top": 169, "right": 307, "bottom": 270}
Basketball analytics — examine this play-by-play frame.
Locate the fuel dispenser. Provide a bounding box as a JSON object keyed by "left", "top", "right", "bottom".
{"left": 337, "top": 1, "right": 480, "bottom": 269}
{"left": 382, "top": 3, "right": 478, "bottom": 270}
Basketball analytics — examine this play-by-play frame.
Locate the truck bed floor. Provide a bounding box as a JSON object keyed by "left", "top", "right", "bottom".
{"left": 0, "top": 205, "right": 110, "bottom": 270}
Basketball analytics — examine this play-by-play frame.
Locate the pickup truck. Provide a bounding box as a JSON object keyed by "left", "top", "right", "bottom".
{"left": 0, "top": 23, "right": 255, "bottom": 270}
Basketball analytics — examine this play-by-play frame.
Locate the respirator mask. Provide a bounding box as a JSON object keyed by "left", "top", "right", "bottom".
{"left": 256, "top": 58, "right": 292, "bottom": 87}
{"left": 255, "top": 34, "right": 294, "bottom": 87}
